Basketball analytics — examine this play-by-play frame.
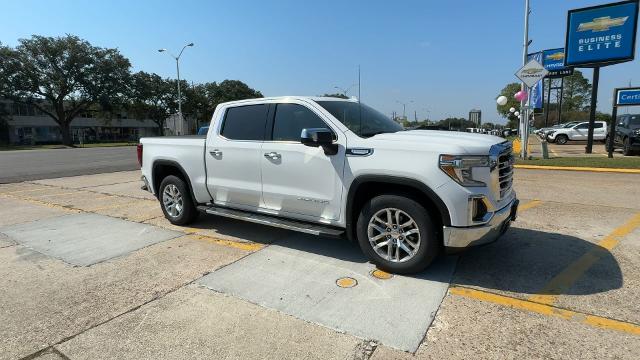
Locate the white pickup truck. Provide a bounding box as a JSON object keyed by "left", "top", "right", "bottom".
{"left": 139, "top": 96, "right": 518, "bottom": 273}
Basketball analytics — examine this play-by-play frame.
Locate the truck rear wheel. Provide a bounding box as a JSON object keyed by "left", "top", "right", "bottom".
{"left": 356, "top": 194, "right": 438, "bottom": 274}
{"left": 159, "top": 175, "right": 198, "bottom": 225}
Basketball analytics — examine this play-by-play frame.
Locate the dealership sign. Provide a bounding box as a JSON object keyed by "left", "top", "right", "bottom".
{"left": 542, "top": 48, "right": 574, "bottom": 77}
{"left": 527, "top": 52, "right": 544, "bottom": 109}
{"left": 515, "top": 59, "right": 549, "bottom": 88}
{"left": 565, "top": 0, "right": 639, "bottom": 67}
{"left": 616, "top": 87, "right": 640, "bottom": 105}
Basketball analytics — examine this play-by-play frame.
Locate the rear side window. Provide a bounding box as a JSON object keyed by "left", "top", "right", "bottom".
{"left": 221, "top": 104, "right": 269, "bottom": 140}
{"left": 272, "top": 103, "right": 331, "bottom": 141}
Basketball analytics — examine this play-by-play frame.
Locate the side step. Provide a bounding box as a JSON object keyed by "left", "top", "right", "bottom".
{"left": 197, "top": 205, "right": 345, "bottom": 237}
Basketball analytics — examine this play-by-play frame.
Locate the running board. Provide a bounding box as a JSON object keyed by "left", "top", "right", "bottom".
{"left": 197, "top": 205, "right": 345, "bottom": 237}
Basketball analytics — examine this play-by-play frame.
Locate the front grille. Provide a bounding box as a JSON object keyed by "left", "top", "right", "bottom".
{"left": 497, "top": 151, "right": 514, "bottom": 200}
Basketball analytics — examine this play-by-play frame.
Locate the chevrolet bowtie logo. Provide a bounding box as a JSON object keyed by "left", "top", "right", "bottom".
{"left": 577, "top": 16, "right": 629, "bottom": 32}
{"left": 522, "top": 68, "right": 543, "bottom": 75}
{"left": 546, "top": 52, "right": 564, "bottom": 61}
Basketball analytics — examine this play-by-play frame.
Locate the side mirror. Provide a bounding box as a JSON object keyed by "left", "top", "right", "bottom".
{"left": 301, "top": 128, "right": 338, "bottom": 155}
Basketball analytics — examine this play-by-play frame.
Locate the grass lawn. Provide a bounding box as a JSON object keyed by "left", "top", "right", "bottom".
{"left": 0, "top": 142, "right": 136, "bottom": 151}
{"left": 516, "top": 156, "right": 640, "bottom": 169}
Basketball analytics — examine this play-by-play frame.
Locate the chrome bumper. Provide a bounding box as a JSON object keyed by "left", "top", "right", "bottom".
{"left": 443, "top": 198, "right": 518, "bottom": 251}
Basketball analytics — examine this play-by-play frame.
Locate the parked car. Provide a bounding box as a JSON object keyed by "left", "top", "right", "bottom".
{"left": 536, "top": 121, "right": 580, "bottom": 142}
{"left": 138, "top": 96, "right": 518, "bottom": 274}
{"left": 606, "top": 114, "right": 640, "bottom": 156}
{"left": 546, "top": 121, "right": 607, "bottom": 145}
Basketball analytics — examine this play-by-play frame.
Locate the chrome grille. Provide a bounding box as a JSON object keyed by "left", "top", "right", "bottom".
{"left": 497, "top": 151, "right": 514, "bottom": 199}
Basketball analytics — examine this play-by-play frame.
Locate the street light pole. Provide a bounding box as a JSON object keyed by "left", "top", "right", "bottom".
{"left": 158, "top": 43, "right": 194, "bottom": 134}
{"left": 396, "top": 100, "right": 413, "bottom": 120}
{"left": 520, "top": 0, "right": 531, "bottom": 159}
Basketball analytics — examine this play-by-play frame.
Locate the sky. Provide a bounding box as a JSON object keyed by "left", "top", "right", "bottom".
{"left": 1, "top": 0, "right": 639, "bottom": 124}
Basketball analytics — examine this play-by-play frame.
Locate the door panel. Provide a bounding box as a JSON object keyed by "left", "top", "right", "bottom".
{"left": 260, "top": 102, "right": 345, "bottom": 221}
{"left": 205, "top": 104, "right": 269, "bottom": 209}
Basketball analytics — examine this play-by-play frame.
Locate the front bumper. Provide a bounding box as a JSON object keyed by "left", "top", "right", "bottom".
{"left": 443, "top": 198, "right": 518, "bottom": 252}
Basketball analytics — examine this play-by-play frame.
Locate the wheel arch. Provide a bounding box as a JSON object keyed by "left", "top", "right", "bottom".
{"left": 151, "top": 160, "right": 198, "bottom": 206}
{"left": 345, "top": 175, "right": 451, "bottom": 243}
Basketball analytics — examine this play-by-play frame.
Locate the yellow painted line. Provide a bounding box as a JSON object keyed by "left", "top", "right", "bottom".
{"left": 528, "top": 212, "right": 640, "bottom": 305}
{"left": 518, "top": 199, "right": 543, "bottom": 211}
{"left": 450, "top": 286, "right": 640, "bottom": 336}
{"left": 189, "top": 234, "right": 264, "bottom": 252}
{"left": 515, "top": 164, "right": 640, "bottom": 174}
{"left": 90, "top": 200, "right": 141, "bottom": 212}
{"left": 1, "top": 187, "right": 52, "bottom": 194}
{"left": 35, "top": 191, "right": 83, "bottom": 198}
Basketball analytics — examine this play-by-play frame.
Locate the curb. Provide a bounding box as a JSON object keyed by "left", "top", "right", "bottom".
{"left": 515, "top": 164, "right": 640, "bottom": 174}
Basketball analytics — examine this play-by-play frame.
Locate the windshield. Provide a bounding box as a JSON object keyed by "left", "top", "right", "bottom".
{"left": 315, "top": 101, "right": 403, "bottom": 137}
{"left": 629, "top": 116, "right": 640, "bottom": 126}
{"left": 563, "top": 122, "right": 579, "bottom": 128}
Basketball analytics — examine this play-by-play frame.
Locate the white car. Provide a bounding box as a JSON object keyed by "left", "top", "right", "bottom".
{"left": 546, "top": 121, "right": 608, "bottom": 145}
{"left": 138, "top": 96, "right": 518, "bottom": 274}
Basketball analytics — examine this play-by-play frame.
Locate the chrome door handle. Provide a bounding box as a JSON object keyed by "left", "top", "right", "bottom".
{"left": 263, "top": 152, "right": 281, "bottom": 159}
{"left": 209, "top": 149, "right": 222, "bottom": 156}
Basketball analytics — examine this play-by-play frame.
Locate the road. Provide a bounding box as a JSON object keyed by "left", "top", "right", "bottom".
{"left": 0, "top": 146, "right": 139, "bottom": 183}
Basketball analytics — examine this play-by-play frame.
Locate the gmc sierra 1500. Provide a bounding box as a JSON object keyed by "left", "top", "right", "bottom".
{"left": 139, "top": 96, "right": 518, "bottom": 273}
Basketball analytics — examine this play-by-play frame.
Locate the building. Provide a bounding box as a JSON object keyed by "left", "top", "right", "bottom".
{"left": 0, "top": 99, "right": 161, "bottom": 145}
{"left": 469, "top": 109, "right": 481, "bottom": 127}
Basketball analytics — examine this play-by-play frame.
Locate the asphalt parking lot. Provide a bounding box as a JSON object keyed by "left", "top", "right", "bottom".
{"left": 1, "top": 169, "right": 639, "bottom": 359}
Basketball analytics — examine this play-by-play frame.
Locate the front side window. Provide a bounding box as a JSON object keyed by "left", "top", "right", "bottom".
{"left": 316, "top": 100, "right": 402, "bottom": 137}
{"left": 574, "top": 123, "right": 589, "bottom": 129}
{"left": 593, "top": 123, "right": 604, "bottom": 129}
{"left": 220, "top": 104, "right": 269, "bottom": 141}
{"left": 272, "top": 103, "right": 330, "bottom": 141}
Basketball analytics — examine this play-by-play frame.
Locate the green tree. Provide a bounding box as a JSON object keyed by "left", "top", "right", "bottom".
{"left": 496, "top": 83, "right": 522, "bottom": 129}
{"left": 128, "top": 72, "right": 176, "bottom": 136}
{"left": 561, "top": 70, "right": 591, "bottom": 112}
{"left": 0, "top": 35, "right": 131, "bottom": 145}
{"left": 183, "top": 80, "right": 263, "bottom": 126}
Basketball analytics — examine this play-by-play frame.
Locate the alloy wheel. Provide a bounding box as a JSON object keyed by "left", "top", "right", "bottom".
{"left": 162, "top": 184, "right": 183, "bottom": 218}
{"left": 367, "top": 208, "right": 421, "bottom": 263}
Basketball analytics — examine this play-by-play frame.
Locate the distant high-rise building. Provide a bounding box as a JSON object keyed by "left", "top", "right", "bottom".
{"left": 469, "top": 109, "right": 482, "bottom": 127}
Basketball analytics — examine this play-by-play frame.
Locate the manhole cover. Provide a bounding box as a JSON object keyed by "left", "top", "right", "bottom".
{"left": 336, "top": 277, "right": 358, "bottom": 288}
{"left": 371, "top": 269, "right": 393, "bottom": 280}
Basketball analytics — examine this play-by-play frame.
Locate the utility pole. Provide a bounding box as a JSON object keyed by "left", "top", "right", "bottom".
{"left": 520, "top": 0, "right": 531, "bottom": 159}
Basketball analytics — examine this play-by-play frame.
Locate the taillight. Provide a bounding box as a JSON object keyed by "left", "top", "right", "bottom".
{"left": 137, "top": 144, "right": 143, "bottom": 167}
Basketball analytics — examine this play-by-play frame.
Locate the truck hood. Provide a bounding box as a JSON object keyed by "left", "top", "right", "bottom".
{"left": 367, "top": 130, "right": 507, "bottom": 155}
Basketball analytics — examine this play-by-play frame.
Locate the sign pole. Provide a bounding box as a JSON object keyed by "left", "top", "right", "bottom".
{"left": 558, "top": 78, "right": 564, "bottom": 125}
{"left": 585, "top": 66, "right": 600, "bottom": 153}
{"left": 520, "top": 0, "right": 530, "bottom": 160}
{"left": 544, "top": 78, "right": 552, "bottom": 127}
{"left": 608, "top": 88, "right": 618, "bottom": 158}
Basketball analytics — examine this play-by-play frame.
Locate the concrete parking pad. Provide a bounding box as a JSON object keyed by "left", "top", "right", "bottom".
{"left": 0, "top": 233, "right": 15, "bottom": 248}
{"left": 83, "top": 181, "right": 156, "bottom": 200}
{"left": 57, "top": 285, "right": 362, "bottom": 360}
{"left": 0, "top": 195, "right": 69, "bottom": 227}
{"left": 370, "top": 293, "right": 640, "bottom": 360}
{"left": 0, "top": 234, "right": 249, "bottom": 360}
{"left": 198, "top": 234, "right": 456, "bottom": 352}
{"left": 1, "top": 212, "right": 181, "bottom": 266}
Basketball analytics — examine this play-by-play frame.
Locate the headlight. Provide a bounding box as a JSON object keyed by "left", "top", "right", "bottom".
{"left": 439, "top": 155, "right": 492, "bottom": 187}
{"left": 634, "top": 129, "right": 640, "bottom": 136}
{"left": 547, "top": 130, "right": 555, "bottom": 135}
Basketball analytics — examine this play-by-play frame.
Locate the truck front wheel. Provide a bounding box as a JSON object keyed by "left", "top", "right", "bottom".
{"left": 356, "top": 194, "right": 438, "bottom": 274}
{"left": 158, "top": 175, "right": 198, "bottom": 225}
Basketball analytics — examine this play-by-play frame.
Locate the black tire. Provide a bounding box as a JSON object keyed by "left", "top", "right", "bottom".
{"left": 158, "top": 175, "right": 198, "bottom": 225}
{"left": 555, "top": 134, "right": 568, "bottom": 145}
{"left": 356, "top": 194, "right": 439, "bottom": 274}
{"left": 622, "top": 138, "right": 632, "bottom": 156}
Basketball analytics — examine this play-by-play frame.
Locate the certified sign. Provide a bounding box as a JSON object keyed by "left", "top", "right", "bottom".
{"left": 565, "top": 0, "right": 639, "bottom": 67}
{"left": 616, "top": 88, "right": 640, "bottom": 106}
{"left": 515, "top": 59, "right": 549, "bottom": 88}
